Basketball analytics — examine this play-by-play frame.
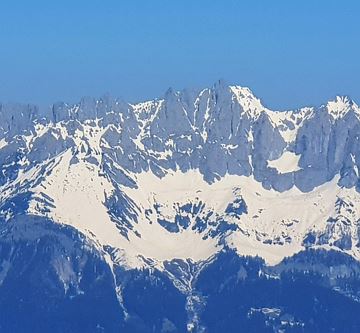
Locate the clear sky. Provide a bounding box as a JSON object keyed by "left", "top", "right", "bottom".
{"left": 0, "top": 0, "right": 359, "bottom": 110}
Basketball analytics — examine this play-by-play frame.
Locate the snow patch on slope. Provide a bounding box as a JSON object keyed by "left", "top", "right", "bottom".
{"left": 24, "top": 152, "right": 360, "bottom": 268}
{"left": 29, "top": 155, "right": 220, "bottom": 269}
{"left": 0, "top": 138, "right": 8, "bottom": 150}
{"left": 226, "top": 176, "right": 348, "bottom": 264}
{"left": 267, "top": 107, "right": 314, "bottom": 144}
{"left": 268, "top": 151, "right": 301, "bottom": 174}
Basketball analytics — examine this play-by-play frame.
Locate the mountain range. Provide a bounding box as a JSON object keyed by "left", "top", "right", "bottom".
{"left": 1, "top": 80, "right": 360, "bottom": 332}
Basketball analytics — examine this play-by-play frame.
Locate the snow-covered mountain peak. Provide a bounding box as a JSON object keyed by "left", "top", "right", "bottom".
{"left": 326, "top": 95, "right": 359, "bottom": 120}
{"left": 229, "top": 85, "right": 267, "bottom": 118}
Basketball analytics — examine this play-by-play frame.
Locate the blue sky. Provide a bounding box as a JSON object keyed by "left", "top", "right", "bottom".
{"left": 0, "top": 0, "right": 359, "bottom": 109}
